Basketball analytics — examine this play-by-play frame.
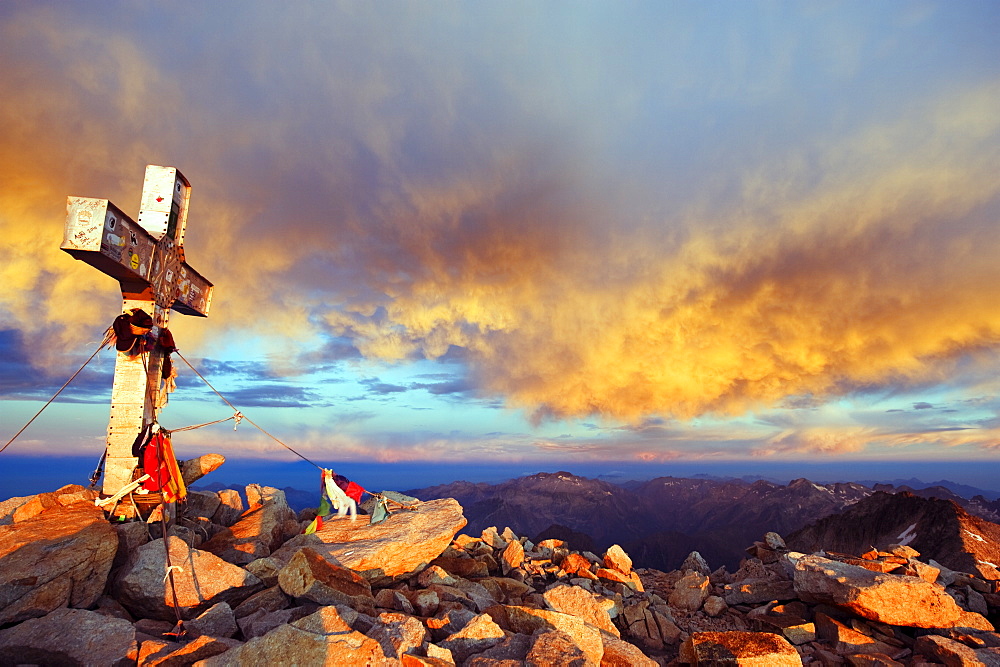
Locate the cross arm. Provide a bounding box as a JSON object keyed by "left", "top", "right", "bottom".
{"left": 62, "top": 196, "right": 213, "bottom": 317}
{"left": 170, "top": 263, "right": 213, "bottom": 317}
{"left": 62, "top": 197, "right": 156, "bottom": 287}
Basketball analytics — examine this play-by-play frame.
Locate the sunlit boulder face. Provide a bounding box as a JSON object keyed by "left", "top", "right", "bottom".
{"left": 681, "top": 631, "right": 802, "bottom": 667}
{"left": 0, "top": 486, "right": 116, "bottom": 626}
{"left": 273, "top": 497, "right": 467, "bottom": 586}
{"left": 113, "top": 536, "right": 263, "bottom": 621}
{"left": 200, "top": 485, "right": 297, "bottom": 565}
{"left": 789, "top": 552, "right": 966, "bottom": 628}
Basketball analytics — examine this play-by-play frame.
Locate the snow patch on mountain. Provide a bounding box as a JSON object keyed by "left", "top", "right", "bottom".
{"left": 965, "top": 529, "right": 986, "bottom": 543}
{"left": 897, "top": 523, "right": 918, "bottom": 546}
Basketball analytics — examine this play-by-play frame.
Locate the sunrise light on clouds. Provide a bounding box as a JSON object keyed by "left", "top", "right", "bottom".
{"left": 1, "top": 2, "right": 999, "bottom": 477}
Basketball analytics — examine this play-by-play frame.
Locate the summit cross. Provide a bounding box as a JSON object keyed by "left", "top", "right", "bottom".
{"left": 62, "top": 165, "right": 214, "bottom": 495}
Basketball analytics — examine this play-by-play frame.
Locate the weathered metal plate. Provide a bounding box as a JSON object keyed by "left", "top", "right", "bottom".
{"left": 62, "top": 196, "right": 213, "bottom": 316}
{"left": 138, "top": 164, "right": 191, "bottom": 247}
{"left": 62, "top": 197, "right": 156, "bottom": 284}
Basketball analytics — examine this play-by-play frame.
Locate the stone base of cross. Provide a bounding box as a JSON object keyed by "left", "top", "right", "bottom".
{"left": 62, "top": 165, "right": 213, "bottom": 495}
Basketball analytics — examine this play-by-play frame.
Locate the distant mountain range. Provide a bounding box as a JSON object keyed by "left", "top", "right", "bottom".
{"left": 192, "top": 470, "right": 1000, "bottom": 576}
{"left": 406, "top": 472, "right": 1000, "bottom": 573}
{"left": 855, "top": 477, "right": 1000, "bottom": 502}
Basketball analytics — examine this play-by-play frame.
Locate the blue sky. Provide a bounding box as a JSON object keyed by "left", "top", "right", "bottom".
{"left": 1, "top": 2, "right": 999, "bottom": 483}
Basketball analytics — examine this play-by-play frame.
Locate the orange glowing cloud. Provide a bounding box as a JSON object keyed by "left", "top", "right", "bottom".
{"left": 329, "top": 85, "right": 1000, "bottom": 422}
{"left": 2, "top": 3, "right": 999, "bottom": 438}
{"left": 753, "top": 427, "right": 875, "bottom": 457}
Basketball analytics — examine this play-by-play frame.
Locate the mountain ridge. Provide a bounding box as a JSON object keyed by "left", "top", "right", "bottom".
{"left": 407, "top": 472, "right": 1000, "bottom": 573}
{"left": 786, "top": 490, "right": 1000, "bottom": 580}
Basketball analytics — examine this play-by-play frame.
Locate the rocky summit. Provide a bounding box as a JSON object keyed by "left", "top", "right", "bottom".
{"left": 1, "top": 474, "right": 1000, "bottom": 666}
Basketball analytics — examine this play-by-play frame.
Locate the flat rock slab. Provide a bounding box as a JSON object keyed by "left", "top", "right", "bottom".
{"left": 790, "top": 553, "right": 965, "bottom": 628}
{"left": 680, "top": 630, "right": 802, "bottom": 666}
{"left": 0, "top": 501, "right": 117, "bottom": 625}
{"left": 308, "top": 498, "right": 467, "bottom": 586}
{"left": 200, "top": 605, "right": 388, "bottom": 665}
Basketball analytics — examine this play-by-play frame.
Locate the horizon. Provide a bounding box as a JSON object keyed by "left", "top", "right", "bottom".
{"left": 3, "top": 453, "right": 999, "bottom": 503}
{"left": 2, "top": 3, "right": 999, "bottom": 474}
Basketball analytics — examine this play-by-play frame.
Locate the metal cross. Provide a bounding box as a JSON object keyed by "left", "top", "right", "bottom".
{"left": 62, "top": 165, "right": 214, "bottom": 495}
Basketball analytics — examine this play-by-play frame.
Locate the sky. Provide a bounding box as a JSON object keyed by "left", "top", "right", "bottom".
{"left": 2, "top": 1, "right": 1000, "bottom": 489}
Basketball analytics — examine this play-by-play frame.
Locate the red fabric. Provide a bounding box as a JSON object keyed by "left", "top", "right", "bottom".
{"left": 333, "top": 473, "right": 366, "bottom": 504}
{"left": 142, "top": 433, "right": 171, "bottom": 492}
{"left": 344, "top": 481, "right": 365, "bottom": 504}
{"left": 140, "top": 432, "right": 186, "bottom": 502}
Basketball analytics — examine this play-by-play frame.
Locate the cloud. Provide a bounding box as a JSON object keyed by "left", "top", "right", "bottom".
{"left": 330, "top": 411, "right": 378, "bottom": 427}
{"left": 207, "top": 384, "right": 330, "bottom": 410}
{"left": 747, "top": 391, "right": 1000, "bottom": 457}
{"left": 410, "top": 378, "right": 475, "bottom": 396}
{"left": 0, "top": 330, "right": 43, "bottom": 397}
{"left": 754, "top": 428, "right": 874, "bottom": 457}
{"left": 0, "top": 329, "right": 116, "bottom": 404}
{"left": 334, "top": 84, "right": 1000, "bottom": 424}
{"left": 2, "top": 2, "right": 999, "bottom": 441}
{"left": 189, "top": 359, "right": 282, "bottom": 381}
{"left": 359, "top": 378, "right": 409, "bottom": 395}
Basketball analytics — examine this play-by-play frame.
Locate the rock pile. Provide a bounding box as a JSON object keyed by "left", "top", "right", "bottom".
{"left": 1, "top": 482, "right": 999, "bottom": 665}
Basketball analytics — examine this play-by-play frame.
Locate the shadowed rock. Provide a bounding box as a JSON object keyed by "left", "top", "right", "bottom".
{"left": 200, "top": 486, "right": 295, "bottom": 565}
{"left": 0, "top": 607, "right": 137, "bottom": 667}
{"left": 371, "top": 611, "right": 429, "bottom": 659}
{"left": 212, "top": 489, "right": 244, "bottom": 527}
{"left": 669, "top": 570, "right": 710, "bottom": 611}
{"left": 184, "top": 601, "right": 238, "bottom": 638}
